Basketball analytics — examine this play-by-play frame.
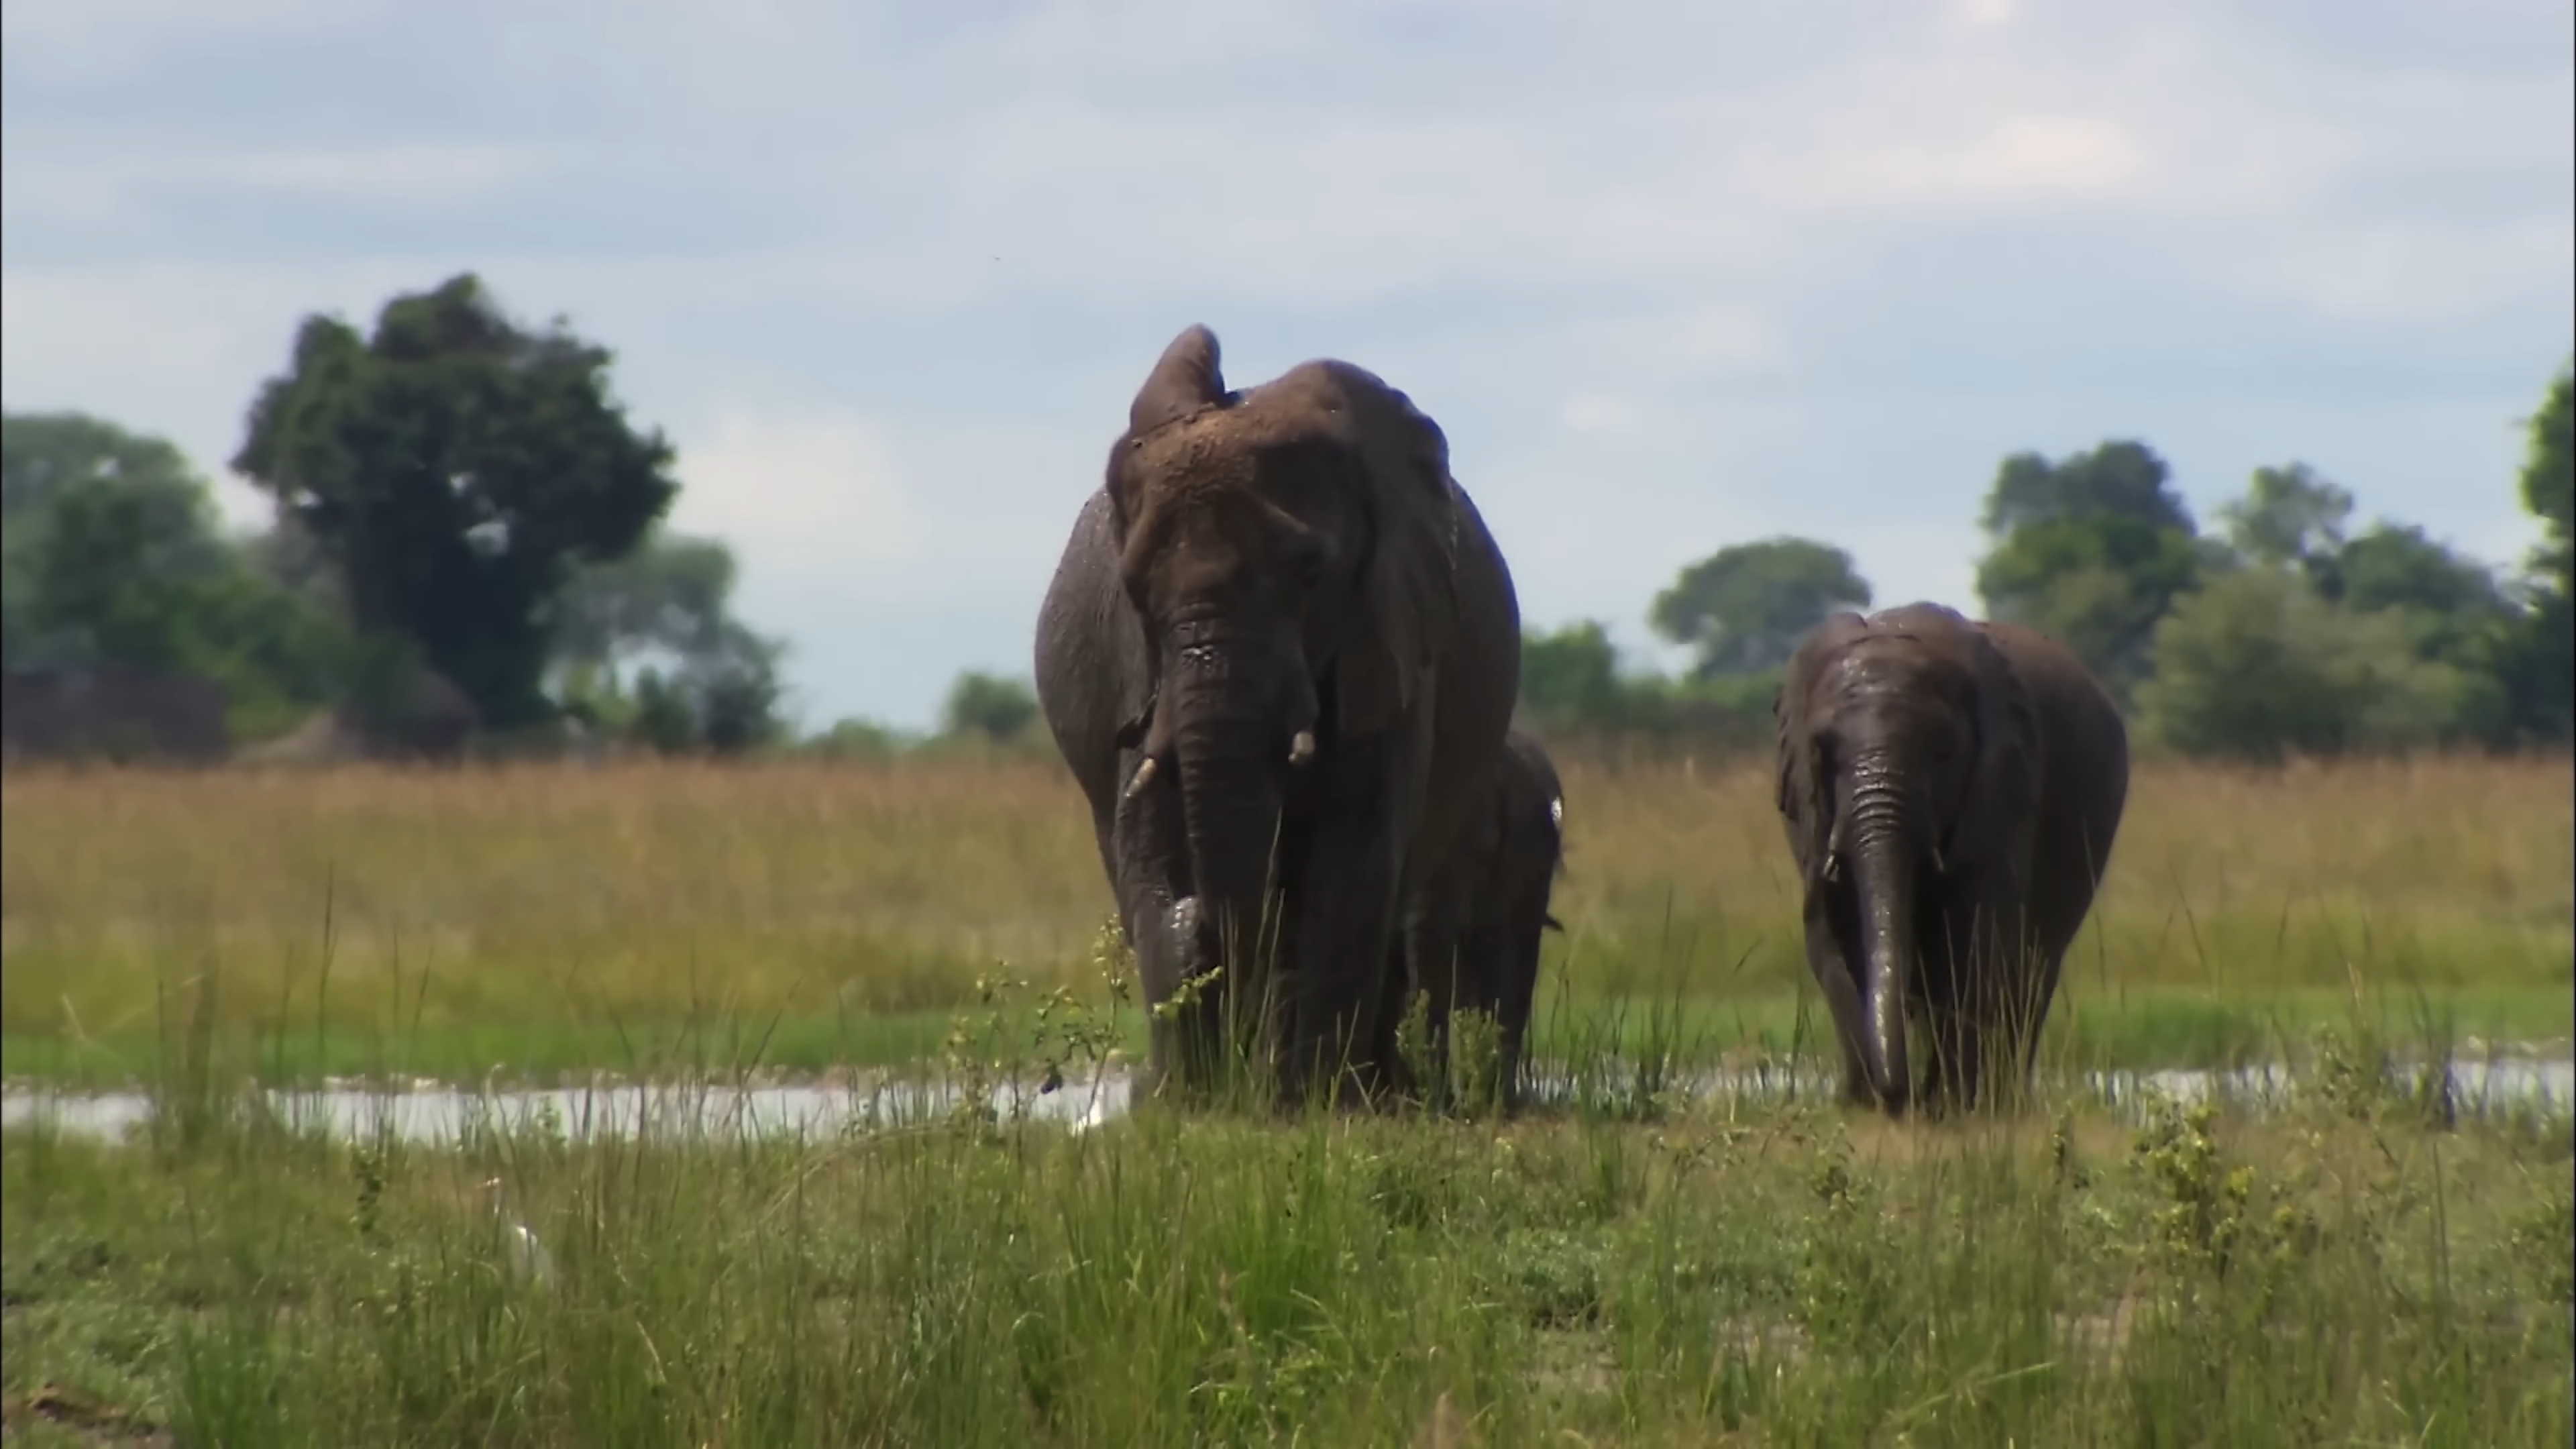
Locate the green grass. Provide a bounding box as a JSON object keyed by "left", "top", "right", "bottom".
{"left": 5, "top": 1042, "right": 2569, "bottom": 1447}
{"left": 4, "top": 745, "right": 2567, "bottom": 1444}
{"left": 5, "top": 754, "right": 2569, "bottom": 1078}
{"left": 5, "top": 983, "right": 2567, "bottom": 1093}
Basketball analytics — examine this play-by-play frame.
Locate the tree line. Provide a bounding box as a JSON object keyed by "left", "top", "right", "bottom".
{"left": 5, "top": 276, "right": 792, "bottom": 758}
{"left": 1509, "top": 372, "right": 2572, "bottom": 764}
{"left": 4, "top": 270, "right": 2567, "bottom": 765}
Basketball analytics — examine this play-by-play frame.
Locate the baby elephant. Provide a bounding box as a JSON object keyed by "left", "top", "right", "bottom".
{"left": 1415, "top": 728, "right": 1568, "bottom": 1112}
{"left": 1775, "top": 602, "right": 2129, "bottom": 1118}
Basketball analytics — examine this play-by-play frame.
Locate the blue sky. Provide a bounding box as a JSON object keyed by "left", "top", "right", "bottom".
{"left": 5, "top": 0, "right": 2569, "bottom": 732}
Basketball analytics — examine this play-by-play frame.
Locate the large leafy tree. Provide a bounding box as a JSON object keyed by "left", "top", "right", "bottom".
{"left": 2502, "top": 358, "right": 2573, "bottom": 743}
{"left": 2328, "top": 522, "right": 2517, "bottom": 669}
{"left": 552, "top": 526, "right": 789, "bottom": 756}
{"left": 231, "top": 274, "right": 682, "bottom": 728}
{"left": 2219, "top": 461, "right": 2514, "bottom": 695}
{"left": 2137, "top": 568, "right": 2487, "bottom": 763}
{"left": 1517, "top": 621, "right": 1627, "bottom": 730}
{"left": 2145, "top": 462, "right": 2522, "bottom": 758}
{"left": 1, "top": 412, "right": 344, "bottom": 733}
{"left": 2217, "top": 463, "right": 2353, "bottom": 582}
{"left": 941, "top": 672, "right": 1040, "bottom": 744}
{"left": 2524, "top": 359, "right": 2575, "bottom": 594}
{"left": 1974, "top": 440, "right": 2206, "bottom": 703}
{"left": 4, "top": 413, "right": 233, "bottom": 664}
{"left": 1649, "top": 537, "right": 1872, "bottom": 679}
{"left": 553, "top": 528, "right": 758, "bottom": 672}
{"left": 3, "top": 412, "right": 231, "bottom": 551}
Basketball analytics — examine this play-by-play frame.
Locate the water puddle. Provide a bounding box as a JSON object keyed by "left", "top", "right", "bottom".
{"left": 3, "top": 1055, "right": 2566, "bottom": 1146}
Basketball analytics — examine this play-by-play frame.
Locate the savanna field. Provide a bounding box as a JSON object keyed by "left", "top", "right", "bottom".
{"left": 3, "top": 753, "right": 2571, "bottom": 1445}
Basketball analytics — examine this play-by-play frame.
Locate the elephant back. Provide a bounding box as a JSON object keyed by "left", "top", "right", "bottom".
{"left": 1980, "top": 619, "right": 2131, "bottom": 893}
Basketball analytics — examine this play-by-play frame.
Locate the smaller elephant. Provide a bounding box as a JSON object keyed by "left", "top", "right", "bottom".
{"left": 1774, "top": 602, "right": 2129, "bottom": 1118}
{"left": 1412, "top": 727, "right": 1568, "bottom": 1112}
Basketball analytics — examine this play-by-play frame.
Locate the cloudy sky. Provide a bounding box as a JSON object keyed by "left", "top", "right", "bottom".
{"left": 5, "top": 0, "right": 2569, "bottom": 731}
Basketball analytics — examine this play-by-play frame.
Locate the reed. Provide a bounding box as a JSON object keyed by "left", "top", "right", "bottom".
{"left": 2, "top": 753, "right": 2567, "bottom": 1085}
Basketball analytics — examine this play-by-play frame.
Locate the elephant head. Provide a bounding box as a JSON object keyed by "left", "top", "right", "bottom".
{"left": 1104, "top": 323, "right": 1459, "bottom": 999}
{"left": 1776, "top": 604, "right": 2040, "bottom": 1106}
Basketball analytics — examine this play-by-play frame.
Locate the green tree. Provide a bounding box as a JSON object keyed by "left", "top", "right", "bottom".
{"left": 25, "top": 480, "right": 225, "bottom": 672}
{"left": 5, "top": 413, "right": 237, "bottom": 665}
{"left": 2524, "top": 359, "right": 2574, "bottom": 594}
{"left": 2, "top": 413, "right": 233, "bottom": 559}
{"left": 2502, "top": 358, "right": 2573, "bottom": 743}
{"left": 803, "top": 716, "right": 910, "bottom": 762}
{"left": 692, "top": 652, "right": 788, "bottom": 755}
{"left": 2218, "top": 463, "right": 2353, "bottom": 580}
{"left": 231, "top": 273, "right": 682, "bottom": 729}
{"left": 624, "top": 668, "right": 702, "bottom": 755}
{"left": 549, "top": 525, "right": 789, "bottom": 755}
{"left": 1975, "top": 440, "right": 2205, "bottom": 702}
{"left": 1649, "top": 537, "right": 1872, "bottom": 679}
{"left": 2, "top": 412, "right": 346, "bottom": 736}
{"left": 566, "top": 643, "right": 789, "bottom": 759}
{"left": 552, "top": 527, "right": 757, "bottom": 673}
{"left": 1517, "top": 621, "right": 1627, "bottom": 731}
{"left": 941, "top": 672, "right": 1040, "bottom": 744}
{"left": 2137, "top": 569, "right": 2489, "bottom": 763}
{"left": 2329, "top": 523, "right": 2516, "bottom": 661}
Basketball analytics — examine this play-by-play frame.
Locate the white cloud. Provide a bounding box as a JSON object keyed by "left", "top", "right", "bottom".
{"left": 2235, "top": 216, "right": 2576, "bottom": 327}
{"left": 0, "top": 0, "right": 386, "bottom": 80}
{"left": 1559, "top": 392, "right": 1647, "bottom": 437}
{"left": 1578, "top": 304, "right": 1789, "bottom": 379}
{"left": 2, "top": 0, "right": 2567, "bottom": 727}
{"left": 1953, "top": 0, "right": 2021, "bottom": 32}
{"left": 3, "top": 144, "right": 557, "bottom": 231}
{"left": 667, "top": 405, "right": 935, "bottom": 585}
{"left": 209, "top": 145, "right": 555, "bottom": 210}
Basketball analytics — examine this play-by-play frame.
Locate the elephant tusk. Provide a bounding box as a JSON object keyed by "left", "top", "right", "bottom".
{"left": 1930, "top": 842, "right": 1947, "bottom": 875}
{"left": 1124, "top": 756, "right": 1161, "bottom": 801}
{"left": 1822, "top": 851, "right": 1843, "bottom": 883}
{"left": 1288, "top": 729, "right": 1316, "bottom": 766}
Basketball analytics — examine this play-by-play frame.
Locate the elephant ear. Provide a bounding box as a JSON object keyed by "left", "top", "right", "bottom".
{"left": 1774, "top": 614, "right": 1858, "bottom": 881}
{"left": 1770, "top": 672, "right": 1803, "bottom": 824}
{"left": 1106, "top": 325, "right": 1229, "bottom": 566}
{"left": 1950, "top": 625, "right": 2041, "bottom": 879}
{"left": 1330, "top": 366, "right": 1458, "bottom": 738}
{"left": 1127, "top": 324, "right": 1228, "bottom": 436}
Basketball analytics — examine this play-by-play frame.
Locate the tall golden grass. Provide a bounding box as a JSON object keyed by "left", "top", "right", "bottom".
{"left": 3, "top": 752, "right": 2567, "bottom": 1034}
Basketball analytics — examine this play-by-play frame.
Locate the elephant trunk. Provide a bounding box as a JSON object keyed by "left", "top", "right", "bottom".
{"left": 1168, "top": 628, "right": 1291, "bottom": 1042}
{"left": 1841, "top": 755, "right": 1916, "bottom": 1109}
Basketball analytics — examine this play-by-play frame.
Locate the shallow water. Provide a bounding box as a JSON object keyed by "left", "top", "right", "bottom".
{"left": 3, "top": 1054, "right": 2567, "bottom": 1146}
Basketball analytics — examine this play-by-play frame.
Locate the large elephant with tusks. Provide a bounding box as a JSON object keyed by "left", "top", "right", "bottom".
{"left": 1032, "top": 325, "right": 1523, "bottom": 1110}
{"left": 1774, "top": 602, "right": 2129, "bottom": 1117}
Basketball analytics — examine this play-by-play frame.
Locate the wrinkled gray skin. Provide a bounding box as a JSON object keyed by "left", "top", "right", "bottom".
{"left": 1032, "top": 325, "right": 1522, "bottom": 1110}
{"left": 1774, "top": 603, "right": 2129, "bottom": 1117}
{"left": 1415, "top": 728, "right": 1567, "bottom": 1113}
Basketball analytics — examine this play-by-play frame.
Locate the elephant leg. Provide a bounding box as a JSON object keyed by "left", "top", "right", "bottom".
{"left": 1922, "top": 1007, "right": 1982, "bottom": 1118}
{"left": 1913, "top": 892, "right": 1975, "bottom": 1116}
{"left": 1802, "top": 890, "right": 1878, "bottom": 1108}
{"left": 1493, "top": 916, "right": 1545, "bottom": 1114}
{"left": 1355, "top": 926, "right": 1425, "bottom": 1111}
{"left": 1266, "top": 727, "right": 1426, "bottom": 1113}
{"left": 1998, "top": 937, "right": 2068, "bottom": 1113}
{"left": 1376, "top": 930, "right": 1416, "bottom": 1091}
{"left": 1405, "top": 894, "right": 1470, "bottom": 1113}
{"left": 1933, "top": 883, "right": 2042, "bottom": 1117}
{"left": 1280, "top": 822, "right": 1405, "bottom": 1112}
